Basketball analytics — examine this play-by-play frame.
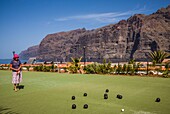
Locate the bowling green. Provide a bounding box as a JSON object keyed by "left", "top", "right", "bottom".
{"left": 0, "top": 70, "right": 170, "bottom": 114}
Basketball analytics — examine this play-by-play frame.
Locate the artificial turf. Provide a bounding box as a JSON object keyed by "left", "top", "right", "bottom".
{"left": 0, "top": 70, "right": 170, "bottom": 114}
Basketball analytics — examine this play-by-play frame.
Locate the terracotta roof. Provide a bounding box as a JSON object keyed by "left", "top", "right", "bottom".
{"left": 162, "top": 59, "right": 170, "bottom": 63}
{"left": 57, "top": 64, "right": 68, "bottom": 68}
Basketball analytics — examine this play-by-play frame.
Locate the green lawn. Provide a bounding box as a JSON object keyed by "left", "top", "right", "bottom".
{"left": 0, "top": 70, "right": 170, "bottom": 114}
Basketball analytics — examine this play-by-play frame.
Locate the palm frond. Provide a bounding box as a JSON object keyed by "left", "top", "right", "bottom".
{"left": 149, "top": 50, "right": 170, "bottom": 64}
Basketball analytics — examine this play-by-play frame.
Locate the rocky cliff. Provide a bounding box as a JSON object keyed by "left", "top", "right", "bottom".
{"left": 20, "top": 5, "right": 170, "bottom": 62}
{"left": 19, "top": 45, "right": 39, "bottom": 60}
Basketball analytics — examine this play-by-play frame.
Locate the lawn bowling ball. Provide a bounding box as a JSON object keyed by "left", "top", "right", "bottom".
{"left": 83, "top": 104, "right": 88, "bottom": 109}
{"left": 84, "top": 93, "right": 87, "bottom": 97}
{"left": 117, "top": 94, "right": 123, "bottom": 99}
{"left": 121, "top": 109, "right": 124, "bottom": 112}
{"left": 105, "top": 89, "right": 109, "bottom": 93}
{"left": 119, "top": 95, "right": 123, "bottom": 99}
{"left": 155, "top": 98, "right": 161, "bottom": 102}
{"left": 104, "top": 93, "right": 108, "bottom": 99}
{"left": 72, "top": 104, "right": 76, "bottom": 109}
{"left": 72, "top": 96, "right": 75, "bottom": 100}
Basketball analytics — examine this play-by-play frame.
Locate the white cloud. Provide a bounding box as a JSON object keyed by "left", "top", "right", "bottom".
{"left": 55, "top": 7, "right": 149, "bottom": 23}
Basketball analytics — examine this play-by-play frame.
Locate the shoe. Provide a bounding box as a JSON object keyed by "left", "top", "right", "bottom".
{"left": 14, "top": 88, "right": 18, "bottom": 92}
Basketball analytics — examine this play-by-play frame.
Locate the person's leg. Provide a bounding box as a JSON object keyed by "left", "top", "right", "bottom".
{"left": 17, "top": 83, "right": 19, "bottom": 89}
{"left": 18, "top": 71, "right": 22, "bottom": 89}
{"left": 14, "top": 84, "right": 17, "bottom": 92}
{"left": 19, "top": 71, "right": 22, "bottom": 83}
{"left": 12, "top": 72, "right": 18, "bottom": 92}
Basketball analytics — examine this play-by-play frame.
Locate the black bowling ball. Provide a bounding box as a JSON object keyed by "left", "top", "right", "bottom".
{"left": 104, "top": 93, "right": 108, "bottom": 99}
{"left": 72, "top": 104, "right": 76, "bottom": 109}
{"left": 84, "top": 93, "right": 87, "bottom": 97}
{"left": 155, "top": 98, "right": 161, "bottom": 102}
{"left": 72, "top": 96, "right": 75, "bottom": 100}
{"left": 83, "top": 104, "right": 88, "bottom": 109}
{"left": 117, "top": 94, "right": 123, "bottom": 99}
{"left": 105, "top": 89, "right": 109, "bottom": 93}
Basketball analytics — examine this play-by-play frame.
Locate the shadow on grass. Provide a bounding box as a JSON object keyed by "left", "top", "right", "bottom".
{"left": 0, "top": 106, "right": 19, "bottom": 114}
{"left": 16, "top": 85, "right": 25, "bottom": 90}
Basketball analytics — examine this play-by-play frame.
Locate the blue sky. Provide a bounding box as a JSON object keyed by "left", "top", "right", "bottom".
{"left": 0, "top": 0, "right": 170, "bottom": 59}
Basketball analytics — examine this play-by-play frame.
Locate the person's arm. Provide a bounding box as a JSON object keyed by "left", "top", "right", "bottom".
{"left": 17, "top": 64, "right": 22, "bottom": 71}
{"left": 10, "top": 64, "right": 18, "bottom": 71}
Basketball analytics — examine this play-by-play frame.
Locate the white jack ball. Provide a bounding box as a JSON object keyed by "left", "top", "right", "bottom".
{"left": 121, "top": 109, "right": 124, "bottom": 112}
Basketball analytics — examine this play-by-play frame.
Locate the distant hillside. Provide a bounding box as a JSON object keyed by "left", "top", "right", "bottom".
{"left": 19, "top": 45, "right": 39, "bottom": 60}
{"left": 19, "top": 5, "right": 170, "bottom": 62}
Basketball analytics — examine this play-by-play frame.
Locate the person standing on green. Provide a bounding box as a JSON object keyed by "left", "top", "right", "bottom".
{"left": 10, "top": 54, "right": 22, "bottom": 92}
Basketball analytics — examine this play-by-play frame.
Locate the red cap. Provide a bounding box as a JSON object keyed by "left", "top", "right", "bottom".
{"left": 13, "top": 54, "right": 19, "bottom": 58}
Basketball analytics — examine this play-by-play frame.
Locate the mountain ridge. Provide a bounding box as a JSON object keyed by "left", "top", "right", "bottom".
{"left": 19, "top": 5, "right": 170, "bottom": 62}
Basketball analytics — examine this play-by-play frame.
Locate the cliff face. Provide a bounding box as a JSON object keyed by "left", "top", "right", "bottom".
{"left": 38, "top": 28, "right": 87, "bottom": 61}
{"left": 19, "top": 5, "right": 170, "bottom": 62}
{"left": 19, "top": 45, "right": 39, "bottom": 60}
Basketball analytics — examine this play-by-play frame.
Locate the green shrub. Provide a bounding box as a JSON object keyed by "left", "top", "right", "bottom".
{"left": 165, "top": 63, "right": 170, "bottom": 69}
{"left": 25, "top": 66, "right": 31, "bottom": 71}
{"left": 51, "top": 64, "right": 55, "bottom": 72}
{"left": 113, "top": 65, "right": 117, "bottom": 74}
{"left": 84, "top": 60, "right": 113, "bottom": 74}
{"left": 163, "top": 63, "right": 170, "bottom": 78}
{"left": 127, "top": 64, "right": 132, "bottom": 74}
{"left": 98, "top": 60, "right": 112, "bottom": 74}
{"left": 163, "top": 70, "right": 169, "bottom": 78}
{"left": 84, "top": 63, "right": 98, "bottom": 74}
{"left": 43, "top": 66, "right": 51, "bottom": 72}
{"left": 33, "top": 65, "right": 44, "bottom": 71}
{"left": 116, "top": 64, "right": 122, "bottom": 74}
{"left": 122, "top": 64, "right": 127, "bottom": 74}
{"left": 68, "top": 65, "right": 79, "bottom": 73}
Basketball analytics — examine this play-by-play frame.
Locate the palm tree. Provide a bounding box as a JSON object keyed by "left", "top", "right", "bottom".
{"left": 69, "top": 57, "right": 82, "bottom": 73}
{"left": 71, "top": 57, "right": 82, "bottom": 67}
{"left": 148, "top": 50, "right": 170, "bottom": 64}
{"left": 129, "top": 59, "right": 135, "bottom": 64}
